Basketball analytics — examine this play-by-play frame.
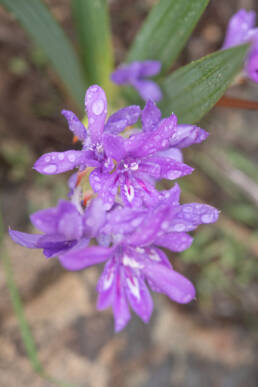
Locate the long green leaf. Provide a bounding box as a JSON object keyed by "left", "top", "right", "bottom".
{"left": 0, "top": 0, "right": 86, "bottom": 109}
{"left": 159, "top": 45, "right": 249, "bottom": 124}
{"left": 71, "top": 0, "right": 114, "bottom": 94}
{"left": 127, "top": 0, "right": 209, "bottom": 73}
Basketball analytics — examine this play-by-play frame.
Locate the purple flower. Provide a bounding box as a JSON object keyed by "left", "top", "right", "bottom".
{"left": 111, "top": 60, "right": 163, "bottom": 102}
{"left": 59, "top": 185, "right": 219, "bottom": 331}
{"left": 9, "top": 199, "right": 110, "bottom": 260}
{"left": 34, "top": 85, "right": 141, "bottom": 176}
{"left": 222, "top": 9, "right": 258, "bottom": 83}
{"left": 90, "top": 100, "right": 208, "bottom": 209}
{"left": 246, "top": 40, "right": 258, "bottom": 83}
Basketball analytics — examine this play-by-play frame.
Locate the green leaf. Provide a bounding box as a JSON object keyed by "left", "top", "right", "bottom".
{"left": 0, "top": 0, "right": 86, "bottom": 109}
{"left": 71, "top": 0, "right": 114, "bottom": 95}
{"left": 127, "top": 0, "right": 209, "bottom": 73}
{"left": 159, "top": 45, "right": 249, "bottom": 124}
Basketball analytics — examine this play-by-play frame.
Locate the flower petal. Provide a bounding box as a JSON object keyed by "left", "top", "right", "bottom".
{"left": 125, "top": 272, "right": 153, "bottom": 323}
{"left": 158, "top": 183, "right": 181, "bottom": 206}
{"left": 59, "top": 246, "right": 113, "bottom": 271}
{"left": 125, "top": 114, "right": 177, "bottom": 158}
{"left": 141, "top": 155, "right": 193, "bottom": 180}
{"left": 112, "top": 269, "right": 131, "bottom": 332}
{"left": 85, "top": 85, "right": 107, "bottom": 144}
{"left": 133, "top": 79, "right": 162, "bottom": 102}
{"left": 155, "top": 232, "right": 193, "bottom": 252}
{"left": 169, "top": 124, "right": 209, "bottom": 148}
{"left": 9, "top": 229, "right": 41, "bottom": 248}
{"left": 246, "top": 43, "right": 258, "bottom": 83}
{"left": 105, "top": 105, "right": 141, "bottom": 134}
{"left": 137, "top": 60, "right": 162, "bottom": 77}
{"left": 168, "top": 203, "right": 219, "bottom": 232}
{"left": 30, "top": 207, "right": 58, "bottom": 234}
{"left": 127, "top": 204, "right": 168, "bottom": 246}
{"left": 102, "top": 133, "right": 126, "bottom": 161}
{"left": 141, "top": 100, "right": 161, "bottom": 132}
{"left": 157, "top": 148, "right": 183, "bottom": 162}
{"left": 84, "top": 198, "right": 106, "bottom": 237}
{"left": 61, "top": 110, "right": 87, "bottom": 141}
{"left": 89, "top": 169, "right": 119, "bottom": 210}
{"left": 222, "top": 9, "right": 256, "bottom": 49}
{"left": 97, "top": 259, "right": 116, "bottom": 310}
{"left": 34, "top": 151, "right": 84, "bottom": 175}
{"left": 143, "top": 263, "right": 196, "bottom": 304}
{"left": 57, "top": 201, "right": 83, "bottom": 240}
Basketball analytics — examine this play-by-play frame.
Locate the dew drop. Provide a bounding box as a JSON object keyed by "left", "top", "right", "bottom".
{"left": 44, "top": 164, "right": 57, "bottom": 174}
{"left": 58, "top": 153, "right": 65, "bottom": 160}
{"left": 68, "top": 154, "right": 76, "bottom": 162}
{"left": 92, "top": 99, "right": 104, "bottom": 115}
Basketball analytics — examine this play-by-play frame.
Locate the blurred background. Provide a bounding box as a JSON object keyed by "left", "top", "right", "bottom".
{"left": 0, "top": 0, "right": 258, "bottom": 386}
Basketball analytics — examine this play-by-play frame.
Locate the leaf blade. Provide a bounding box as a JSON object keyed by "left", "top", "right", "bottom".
{"left": 127, "top": 0, "right": 209, "bottom": 73}
{"left": 159, "top": 45, "right": 249, "bottom": 124}
{"left": 0, "top": 0, "right": 86, "bottom": 108}
{"left": 71, "top": 0, "right": 114, "bottom": 95}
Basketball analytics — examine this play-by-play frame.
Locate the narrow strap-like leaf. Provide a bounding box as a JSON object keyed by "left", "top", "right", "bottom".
{"left": 0, "top": 0, "right": 86, "bottom": 109}
{"left": 127, "top": 0, "right": 209, "bottom": 73}
{"left": 159, "top": 45, "right": 249, "bottom": 124}
{"left": 71, "top": 0, "right": 114, "bottom": 94}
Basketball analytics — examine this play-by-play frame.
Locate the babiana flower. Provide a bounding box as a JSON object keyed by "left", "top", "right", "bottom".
{"left": 10, "top": 79, "right": 219, "bottom": 332}
{"left": 222, "top": 9, "right": 258, "bottom": 83}
{"left": 10, "top": 186, "right": 219, "bottom": 331}
{"left": 111, "top": 60, "right": 163, "bottom": 102}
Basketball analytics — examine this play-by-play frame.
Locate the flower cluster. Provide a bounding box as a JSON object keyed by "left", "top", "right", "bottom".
{"left": 222, "top": 9, "right": 258, "bottom": 83}
{"left": 10, "top": 73, "right": 219, "bottom": 331}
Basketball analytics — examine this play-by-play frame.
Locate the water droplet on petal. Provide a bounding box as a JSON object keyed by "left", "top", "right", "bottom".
{"left": 92, "top": 99, "right": 104, "bottom": 115}
{"left": 44, "top": 164, "right": 57, "bottom": 173}
{"left": 68, "top": 154, "right": 76, "bottom": 162}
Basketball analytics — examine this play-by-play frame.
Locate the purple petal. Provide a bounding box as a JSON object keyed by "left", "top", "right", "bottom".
{"left": 168, "top": 204, "right": 219, "bottom": 232}
{"left": 84, "top": 198, "right": 106, "bottom": 237}
{"left": 169, "top": 125, "right": 209, "bottom": 148}
{"left": 155, "top": 232, "right": 193, "bottom": 252}
{"left": 125, "top": 114, "right": 177, "bottom": 158}
{"left": 119, "top": 174, "right": 143, "bottom": 208}
{"left": 9, "top": 229, "right": 41, "bottom": 248}
{"left": 111, "top": 66, "right": 134, "bottom": 84}
{"left": 125, "top": 272, "right": 153, "bottom": 323}
{"left": 132, "top": 173, "right": 160, "bottom": 208}
{"left": 97, "top": 259, "right": 116, "bottom": 310}
{"left": 37, "top": 233, "right": 75, "bottom": 250}
{"left": 137, "top": 60, "right": 162, "bottom": 77}
{"left": 104, "top": 206, "right": 146, "bottom": 236}
{"left": 141, "top": 100, "right": 161, "bottom": 132}
{"left": 89, "top": 169, "right": 119, "bottom": 210}
{"left": 132, "top": 79, "right": 162, "bottom": 102}
{"left": 34, "top": 151, "right": 84, "bottom": 175}
{"left": 56, "top": 201, "right": 83, "bottom": 240}
{"left": 222, "top": 9, "right": 256, "bottom": 49}
{"left": 59, "top": 246, "right": 113, "bottom": 271}
{"left": 246, "top": 44, "right": 258, "bottom": 83}
{"left": 30, "top": 207, "right": 58, "bottom": 234}
{"left": 141, "top": 155, "right": 194, "bottom": 180}
{"left": 112, "top": 269, "right": 131, "bottom": 332}
{"left": 143, "top": 263, "right": 196, "bottom": 304}
{"left": 157, "top": 148, "right": 183, "bottom": 162}
{"left": 105, "top": 105, "right": 141, "bottom": 134}
{"left": 102, "top": 133, "right": 126, "bottom": 161}
{"left": 85, "top": 85, "right": 107, "bottom": 144}
{"left": 158, "top": 183, "right": 181, "bottom": 206}
{"left": 61, "top": 110, "right": 87, "bottom": 141}
{"left": 127, "top": 204, "right": 168, "bottom": 246}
